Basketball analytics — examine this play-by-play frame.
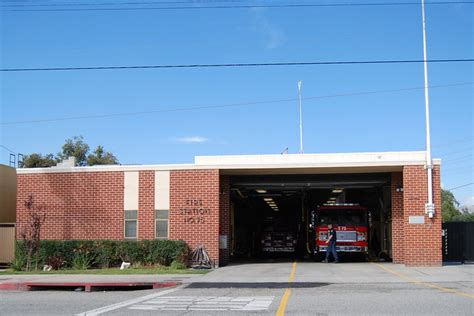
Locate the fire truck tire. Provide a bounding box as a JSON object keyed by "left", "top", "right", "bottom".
{"left": 356, "top": 253, "right": 368, "bottom": 262}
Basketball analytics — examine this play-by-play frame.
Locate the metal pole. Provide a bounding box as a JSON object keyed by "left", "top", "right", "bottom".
{"left": 298, "top": 80, "right": 304, "bottom": 154}
{"left": 421, "top": 0, "right": 435, "bottom": 216}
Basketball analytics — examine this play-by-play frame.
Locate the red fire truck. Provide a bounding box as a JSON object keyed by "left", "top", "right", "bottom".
{"left": 310, "top": 204, "right": 369, "bottom": 260}
{"left": 260, "top": 217, "right": 298, "bottom": 254}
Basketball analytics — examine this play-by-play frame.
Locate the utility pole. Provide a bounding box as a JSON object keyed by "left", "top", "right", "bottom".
{"left": 298, "top": 80, "right": 304, "bottom": 154}
{"left": 421, "top": 0, "right": 435, "bottom": 218}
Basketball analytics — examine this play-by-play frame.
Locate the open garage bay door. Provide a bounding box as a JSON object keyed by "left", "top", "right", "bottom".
{"left": 229, "top": 173, "right": 393, "bottom": 262}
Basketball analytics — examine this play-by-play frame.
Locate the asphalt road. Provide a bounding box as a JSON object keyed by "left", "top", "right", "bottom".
{"left": 1, "top": 262, "right": 473, "bottom": 315}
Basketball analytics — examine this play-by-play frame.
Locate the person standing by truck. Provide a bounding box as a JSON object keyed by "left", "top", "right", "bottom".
{"left": 323, "top": 224, "right": 339, "bottom": 263}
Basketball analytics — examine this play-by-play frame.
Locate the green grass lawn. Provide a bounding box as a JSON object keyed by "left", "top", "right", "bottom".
{"left": 1, "top": 267, "right": 210, "bottom": 275}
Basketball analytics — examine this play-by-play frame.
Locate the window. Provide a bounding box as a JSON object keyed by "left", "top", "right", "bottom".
{"left": 317, "top": 209, "right": 367, "bottom": 226}
{"left": 155, "top": 210, "right": 169, "bottom": 239}
{"left": 124, "top": 210, "right": 138, "bottom": 239}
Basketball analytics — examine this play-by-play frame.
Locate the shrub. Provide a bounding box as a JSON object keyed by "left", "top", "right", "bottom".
{"left": 45, "top": 256, "right": 66, "bottom": 270}
{"left": 174, "top": 242, "right": 191, "bottom": 266}
{"left": 10, "top": 242, "right": 27, "bottom": 271}
{"left": 13, "top": 239, "right": 190, "bottom": 270}
{"left": 115, "top": 240, "right": 143, "bottom": 263}
{"left": 93, "top": 240, "right": 119, "bottom": 268}
{"left": 71, "top": 243, "right": 95, "bottom": 270}
{"left": 38, "top": 240, "right": 80, "bottom": 268}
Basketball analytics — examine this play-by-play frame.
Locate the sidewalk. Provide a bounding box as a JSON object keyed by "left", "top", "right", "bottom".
{"left": 1, "top": 262, "right": 472, "bottom": 291}
{"left": 0, "top": 272, "right": 205, "bottom": 291}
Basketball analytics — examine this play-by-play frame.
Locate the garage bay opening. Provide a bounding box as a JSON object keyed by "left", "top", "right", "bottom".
{"left": 228, "top": 173, "right": 393, "bottom": 262}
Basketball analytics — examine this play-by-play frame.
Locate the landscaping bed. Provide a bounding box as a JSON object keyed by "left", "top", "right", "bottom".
{"left": 11, "top": 239, "right": 194, "bottom": 273}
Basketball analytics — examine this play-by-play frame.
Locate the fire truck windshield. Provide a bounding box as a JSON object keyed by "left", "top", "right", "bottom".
{"left": 317, "top": 209, "right": 367, "bottom": 226}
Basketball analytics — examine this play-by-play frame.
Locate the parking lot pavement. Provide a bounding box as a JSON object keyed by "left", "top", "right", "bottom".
{"left": 1, "top": 262, "right": 473, "bottom": 315}
{"left": 0, "top": 288, "right": 164, "bottom": 316}
{"left": 104, "top": 286, "right": 282, "bottom": 316}
{"left": 286, "top": 281, "right": 474, "bottom": 315}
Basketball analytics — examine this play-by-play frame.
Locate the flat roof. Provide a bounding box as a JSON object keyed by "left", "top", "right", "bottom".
{"left": 16, "top": 151, "right": 441, "bottom": 175}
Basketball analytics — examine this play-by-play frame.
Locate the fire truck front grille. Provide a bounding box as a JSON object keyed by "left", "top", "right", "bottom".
{"left": 336, "top": 231, "right": 357, "bottom": 241}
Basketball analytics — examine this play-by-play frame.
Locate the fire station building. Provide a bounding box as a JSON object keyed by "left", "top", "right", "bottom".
{"left": 16, "top": 151, "right": 442, "bottom": 267}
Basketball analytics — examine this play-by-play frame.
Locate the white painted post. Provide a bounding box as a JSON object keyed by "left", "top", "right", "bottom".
{"left": 421, "top": 0, "right": 435, "bottom": 218}
{"left": 298, "top": 81, "right": 304, "bottom": 154}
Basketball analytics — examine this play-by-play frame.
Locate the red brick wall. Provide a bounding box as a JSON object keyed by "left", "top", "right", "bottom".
{"left": 402, "top": 165, "right": 442, "bottom": 266}
{"left": 219, "top": 175, "right": 230, "bottom": 266}
{"left": 16, "top": 165, "right": 442, "bottom": 267}
{"left": 138, "top": 171, "right": 155, "bottom": 240}
{"left": 16, "top": 172, "right": 124, "bottom": 240}
{"left": 391, "top": 172, "right": 404, "bottom": 263}
{"left": 169, "top": 169, "right": 221, "bottom": 266}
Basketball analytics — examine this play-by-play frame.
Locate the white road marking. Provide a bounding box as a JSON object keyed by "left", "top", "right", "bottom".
{"left": 75, "top": 285, "right": 183, "bottom": 316}
{"left": 127, "top": 296, "right": 275, "bottom": 311}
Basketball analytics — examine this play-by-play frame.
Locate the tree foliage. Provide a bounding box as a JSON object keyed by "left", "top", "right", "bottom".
{"left": 57, "top": 136, "right": 90, "bottom": 166}
{"left": 21, "top": 153, "right": 57, "bottom": 168}
{"left": 87, "top": 145, "right": 119, "bottom": 166}
{"left": 442, "top": 189, "right": 474, "bottom": 222}
{"left": 22, "top": 136, "right": 119, "bottom": 168}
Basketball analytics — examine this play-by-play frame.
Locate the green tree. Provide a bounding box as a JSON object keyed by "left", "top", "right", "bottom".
{"left": 22, "top": 136, "right": 119, "bottom": 168}
{"left": 453, "top": 207, "right": 474, "bottom": 222}
{"left": 442, "top": 189, "right": 460, "bottom": 222}
{"left": 86, "top": 145, "right": 119, "bottom": 166}
{"left": 442, "top": 189, "right": 474, "bottom": 222}
{"left": 57, "top": 136, "right": 90, "bottom": 166}
{"left": 22, "top": 153, "right": 57, "bottom": 168}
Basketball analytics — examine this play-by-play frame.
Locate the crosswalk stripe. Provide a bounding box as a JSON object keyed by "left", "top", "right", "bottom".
{"left": 128, "top": 295, "right": 275, "bottom": 312}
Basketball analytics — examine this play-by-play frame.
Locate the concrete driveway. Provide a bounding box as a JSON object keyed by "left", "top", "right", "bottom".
{"left": 1, "top": 261, "right": 473, "bottom": 315}
{"left": 198, "top": 260, "right": 474, "bottom": 284}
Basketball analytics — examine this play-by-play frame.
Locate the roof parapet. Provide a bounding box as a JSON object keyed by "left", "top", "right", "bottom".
{"left": 54, "top": 157, "right": 76, "bottom": 168}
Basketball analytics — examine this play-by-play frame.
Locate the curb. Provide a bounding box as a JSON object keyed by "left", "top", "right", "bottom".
{"left": 0, "top": 281, "right": 179, "bottom": 292}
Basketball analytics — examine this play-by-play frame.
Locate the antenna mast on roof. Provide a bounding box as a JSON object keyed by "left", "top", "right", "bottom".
{"left": 421, "top": 0, "right": 435, "bottom": 219}
{"left": 298, "top": 80, "right": 304, "bottom": 154}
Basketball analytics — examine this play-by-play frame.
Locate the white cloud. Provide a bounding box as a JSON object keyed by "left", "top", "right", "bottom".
{"left": 172, "top": 136, "right": 209, "bottom": 143}
{"left": 461, "top": 196, "right": 474, "bottom": 213}
{"left": 463, "top": 196, "right": 474, "bottom": 207}
{"left": 250, "top": 8, "right": 286, "bottom": 49}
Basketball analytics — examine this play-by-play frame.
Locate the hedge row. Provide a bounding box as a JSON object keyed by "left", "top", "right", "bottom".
{"left": 13, "top": 239, "right": 190, "bottom": 271}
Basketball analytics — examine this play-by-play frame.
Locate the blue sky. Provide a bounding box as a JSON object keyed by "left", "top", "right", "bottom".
{"left": 0, "top": 1, "right": 472, "bottom": 205}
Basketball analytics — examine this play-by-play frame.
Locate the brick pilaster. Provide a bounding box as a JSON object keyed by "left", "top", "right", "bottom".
{"left": 219, "top": 175, "right": 230, "bottom": 266}
{"left": 138, "top": 171, "right": 155, "bottom": 240}
{"left": 391, "top": 172, "right": 404, "bottom": 263}
{"left": 402, "top": 165, "right": 442, "bottom": 266}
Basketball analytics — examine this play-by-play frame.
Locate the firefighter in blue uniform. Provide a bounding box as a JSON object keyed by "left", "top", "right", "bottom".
{"left": 323, "top": 224, "right": 339, "bottom": 263}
